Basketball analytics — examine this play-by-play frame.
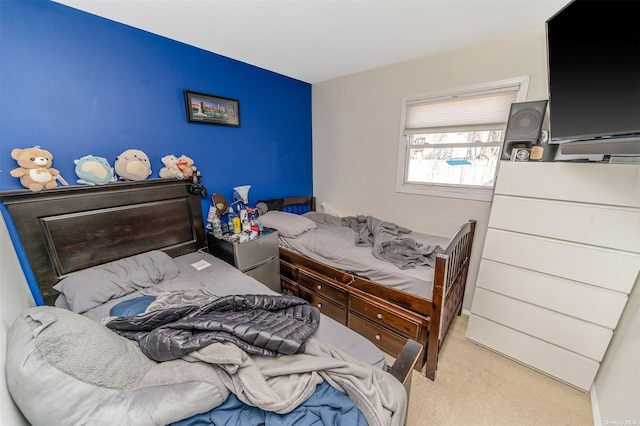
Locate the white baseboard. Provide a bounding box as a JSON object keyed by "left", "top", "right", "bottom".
{"left": 462, "top": 308, "right": 471, "bottom": 316}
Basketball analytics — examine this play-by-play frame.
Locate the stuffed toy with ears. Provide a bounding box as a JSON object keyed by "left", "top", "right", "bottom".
{"left": 10, "top": 146, "right": 68, "bottom": 191}
{"left": 176, "top": 154, "right": 197, "bottom": 179}
{"left": 159, "top": 154, "right": 183, "bottom": 179}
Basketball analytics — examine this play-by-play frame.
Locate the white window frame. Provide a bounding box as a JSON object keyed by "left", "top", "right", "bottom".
{"left": 395, "top": 76, "right": 530, "bottom": 202}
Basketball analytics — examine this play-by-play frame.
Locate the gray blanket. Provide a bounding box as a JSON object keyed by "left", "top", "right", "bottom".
{"left": 342, "top": 215, "right": 442, "bottom": 269}
{"left": 9, "top": 305, "right": 406, "bottom": 426}
{"left": 106, "top": 293, "right": 320, "bottom": 361}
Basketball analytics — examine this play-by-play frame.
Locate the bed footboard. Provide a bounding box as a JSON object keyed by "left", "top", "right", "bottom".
{"left": 424, "top": 220, "right": 476, "bottom": 380}
{"left": 387, "top": 339, "right": 423, "bottom": 404}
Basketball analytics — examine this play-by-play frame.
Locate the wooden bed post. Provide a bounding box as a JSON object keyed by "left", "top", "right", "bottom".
{"left": 425, "top": 220, "right": 476, "bottom": 380}
{"left": 424, "top": 253, "right": 447, "bottom": 381}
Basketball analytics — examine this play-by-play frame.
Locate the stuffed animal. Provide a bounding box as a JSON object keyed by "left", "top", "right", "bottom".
{"left": 74, "top": 155, "right": 116, "bottom": 186}
{"left": 176, "top": 154, "right": 197, "bottom": 179}
{"left": 114, "top": 149, "right": 152, "bottom": 181}
{"left": 10, "top": 146, "right": 67, "bottom": 191}
{"left": 158, "top": 154, "right": 183, "bottom": 180}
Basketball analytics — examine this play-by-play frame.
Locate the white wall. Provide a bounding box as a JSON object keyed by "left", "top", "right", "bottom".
{"left": 312, "top": 27, "right": 639, "bottom": 420}
{"left": 0, "top": 213, "right": 33, "bottom": 425}
{"left": 594, "top": 274, "right": 640, "bottom": 425}
{"left": 312, "top": 28, "right": 549, "bottom": 309}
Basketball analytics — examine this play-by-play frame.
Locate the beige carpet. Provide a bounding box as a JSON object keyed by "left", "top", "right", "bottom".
{"left": 389, "top": 314, "right": 594, "bottom": 426}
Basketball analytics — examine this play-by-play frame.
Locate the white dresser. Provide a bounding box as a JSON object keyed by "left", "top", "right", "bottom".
{"left": 466, "top": 161, "right": 640, "bottom": 391}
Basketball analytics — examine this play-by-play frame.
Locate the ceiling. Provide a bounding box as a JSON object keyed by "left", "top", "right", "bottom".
{"left": 52, "top": 0, "right": 571, "bottom": 84}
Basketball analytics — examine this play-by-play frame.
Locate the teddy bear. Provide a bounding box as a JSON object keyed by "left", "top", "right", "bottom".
{"left": 158, "top": 154, "right": 184, "bottom": 180}
{"left": 74, "top": 155, "right": 116, "bottom": 186}
{"left": 175, "top": 154, "right": 197, "bottom": 179}
{"left": 114, "top": 149, "right": 152, "bottom": 181}
{"left": 10, "top": 146, "right": 66, "bottom": 191}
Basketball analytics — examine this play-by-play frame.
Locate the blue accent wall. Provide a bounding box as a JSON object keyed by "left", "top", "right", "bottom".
{"left": 0, "top": 0, "right": 312, "bottom": 303}
{"left": 0, "top": 0, "right": 312, "bottom": 200}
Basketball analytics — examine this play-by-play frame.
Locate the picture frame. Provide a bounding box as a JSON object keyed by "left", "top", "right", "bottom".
{"left": 184, "top": 90, "right": 240, "bottom": 127}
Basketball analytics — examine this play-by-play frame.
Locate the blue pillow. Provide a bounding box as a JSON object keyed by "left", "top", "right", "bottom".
{"left": 109, "top": 296, "right": 156, "bottom": 317}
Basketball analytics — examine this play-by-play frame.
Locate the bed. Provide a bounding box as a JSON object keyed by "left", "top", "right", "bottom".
{"left": 0, "top": 179, "right": 422, "bottom": 426}
{"left": 257, "top": 197, "right": 476, "bottom": 380}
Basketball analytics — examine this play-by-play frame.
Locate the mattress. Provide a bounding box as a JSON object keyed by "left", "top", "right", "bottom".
{"left": 70, "top": 250, "right": 387, "bottom": 370}
{"left": 279, "top": 212, "right": 450, "bottom": 300}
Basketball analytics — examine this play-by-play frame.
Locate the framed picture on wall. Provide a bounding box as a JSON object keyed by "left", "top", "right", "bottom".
{"left": 184, "top": 91, "right": 240, "bottom": 127}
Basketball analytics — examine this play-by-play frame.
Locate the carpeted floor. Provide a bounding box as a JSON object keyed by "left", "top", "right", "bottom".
{"left": 389, "top": 314, "right": 594, "bottom": 426}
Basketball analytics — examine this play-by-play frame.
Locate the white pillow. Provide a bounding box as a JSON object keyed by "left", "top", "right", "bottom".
{"left": 258, "top": 211, "right": 317, "bottom": 238}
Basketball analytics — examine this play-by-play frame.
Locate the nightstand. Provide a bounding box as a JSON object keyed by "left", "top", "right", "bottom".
{"left": 206, "top": 228, "right": 281, "bottom": 292}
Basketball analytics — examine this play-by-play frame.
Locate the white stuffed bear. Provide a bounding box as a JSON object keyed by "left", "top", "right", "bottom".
{"left": 159, "top": 154, "right": 183, "bottom": 179}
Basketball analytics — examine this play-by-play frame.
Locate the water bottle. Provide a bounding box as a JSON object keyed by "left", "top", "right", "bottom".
{"left": 205, "top": 205, "right": 216, "bottom": 230}
{"left": 211, "top": 215, "right": 222, "bottom": 238}
{"left": 227, "top": 207, "right": 235, "bottom": 234}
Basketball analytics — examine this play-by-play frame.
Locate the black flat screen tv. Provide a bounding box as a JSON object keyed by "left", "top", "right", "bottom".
{"left": 546, "top": 0, "right": 640, "bottom": 155}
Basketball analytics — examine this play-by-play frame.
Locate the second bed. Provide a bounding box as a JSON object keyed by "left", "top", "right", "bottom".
{"left": 258, "top": 197, "right": 476, "bottom": 380}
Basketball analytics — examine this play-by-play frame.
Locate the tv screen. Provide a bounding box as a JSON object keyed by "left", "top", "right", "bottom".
{"left": 546, "top": 0, "right": 640, "bottom": 143}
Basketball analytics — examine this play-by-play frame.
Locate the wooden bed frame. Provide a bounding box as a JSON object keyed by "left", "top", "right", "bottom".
{"left": 277, "top": 197, "right": 476, "bottom": 380}
{"left": 0, "top": 179, "right": 207, "bottom": 305}
{"left": 0, "top": 180, "right": 422, "bottom": 400}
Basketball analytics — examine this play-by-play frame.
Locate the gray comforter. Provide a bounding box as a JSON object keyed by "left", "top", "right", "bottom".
{"left": 8, "top": 305, "right": 406, "bottom": 426}
{"left": 343, "top": 215, "right": 443, "bottom": 269}
{"left": 106, "top": 293, "right": 320, "bottom": 361}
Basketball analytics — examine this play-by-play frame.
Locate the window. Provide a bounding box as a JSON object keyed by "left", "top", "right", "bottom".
{"left": 396, "top": 77, "right": 530, "bottom": 201}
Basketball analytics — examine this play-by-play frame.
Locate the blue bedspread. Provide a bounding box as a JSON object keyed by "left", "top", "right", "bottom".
{"left": 111, "top": 297, "right": 367, "bottom": 426}
{"left": 173, "top": 382, "right": 366, "bottom": 426}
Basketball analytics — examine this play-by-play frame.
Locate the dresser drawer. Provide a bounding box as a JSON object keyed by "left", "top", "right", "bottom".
{"left": 298, "top": 269, "right": 348, "bottom": 306}
{"left": 349, "top": 313, "right": 407, "bottom": 356}
{"left": 476, "top": 260, "right": 627, "bottom": 329}
{"left": 483, "top": 228, "right": 639, "bottom": 293}
{"left": 471, "top": 287, "right": 612, "bottom": 361}
{"left": 350, "top": 293, "right": 422, "bottom": 339}
{"left": 467, "top": 315, "right": 599, "bottom": 391}
{"left": 299, "top": 288, "right": 347, "bottom": 325}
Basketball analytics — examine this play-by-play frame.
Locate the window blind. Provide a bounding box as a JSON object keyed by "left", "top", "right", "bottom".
{"left": 405, "top": 89, "right": 519, "bottom": 134}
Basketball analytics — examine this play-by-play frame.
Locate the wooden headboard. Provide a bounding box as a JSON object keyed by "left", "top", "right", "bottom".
{"left": 0, "top": 179, "right": 206, "bottom": 305}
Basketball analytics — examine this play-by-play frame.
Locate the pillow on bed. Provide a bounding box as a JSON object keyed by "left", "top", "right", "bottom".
{"left": 53, "top": 250, "right": 180, "bottom": 314}
{"left": 6, "top": 306, "right": 228, "bottom": 425}
{"left": 259, "top": 210, "right": 317, "bottom": 238}
{"left": 109, "top": 295, "right": 157, "bottom": 317}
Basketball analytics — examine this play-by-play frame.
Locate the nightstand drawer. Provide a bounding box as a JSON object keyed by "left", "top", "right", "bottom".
{"left": 299, "top": 288, "right": 347, "bottom": 325}
{"left": 234, "top": 231, "right": 279, "bottom": 271}
{"left": 244, "top": 257, "right": 280, "bottom": 293}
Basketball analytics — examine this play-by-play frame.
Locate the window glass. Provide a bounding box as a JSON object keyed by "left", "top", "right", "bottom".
{"left": 396, "top": 77, "right": 530, "bottom": 201}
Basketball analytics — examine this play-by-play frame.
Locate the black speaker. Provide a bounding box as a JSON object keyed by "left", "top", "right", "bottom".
{"left": 501, "top": 100, "right": 548, "bottom": 160}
